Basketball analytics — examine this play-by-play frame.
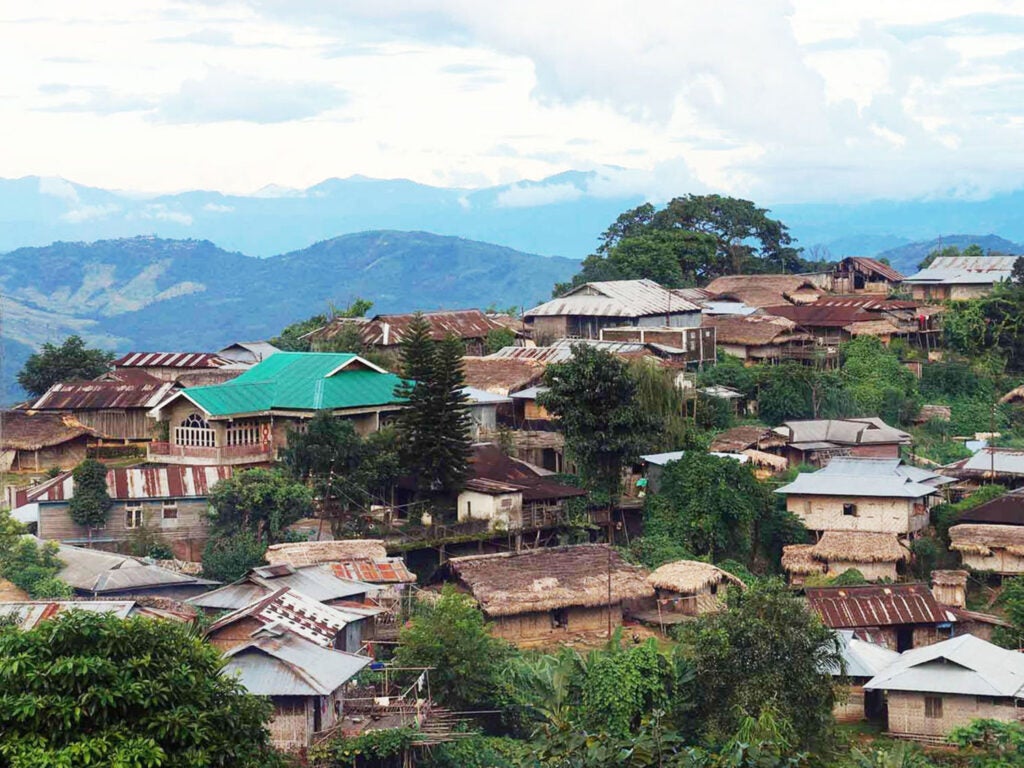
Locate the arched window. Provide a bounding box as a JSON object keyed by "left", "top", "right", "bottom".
{"left": 175, "top": 412, "right": 215, "bottom": 447}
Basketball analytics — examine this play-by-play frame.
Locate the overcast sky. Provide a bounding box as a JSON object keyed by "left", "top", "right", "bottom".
{"left": 3, "top": 1, "right": 1024, "bottom": 202}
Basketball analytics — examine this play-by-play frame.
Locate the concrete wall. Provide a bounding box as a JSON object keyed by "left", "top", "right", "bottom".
{"left": 950, "top": 285, "right": 996, "bottom": 301}
{"left": 886, "top": 691, "right": 1020, "bottom": 739}
{"left": 457, "top": 489, "right": 523, "bottom": 529}
{"left": 788, "top": 495, "right": 927, "bottom": 534}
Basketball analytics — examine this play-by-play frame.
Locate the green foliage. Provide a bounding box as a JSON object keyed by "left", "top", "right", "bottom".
{"left": 626, "top": 534, "right": 695, "bottom": 569}
{"left": 0, "top": 611, "right": 282, "bottom": 767}
{"left": 993, "top": 576, "right": 1024, "bottom": 649}
{"left": 844, "top": 742, "right": 937, "bottom": 768}
{"left": 698, "top": 353, "right": 759, "bottom": 398}
{"left": 310, "top": 727, "right": 417, "bottom": 767}
{"left": 948, "top": 719, "right": 1024, "bottom": 767}
{"left": 644, "top": 453, "right": 774, "bottom": 563}
{"left": 830, "top": 569, "right": 870, "bottom": 587}
{"left": 756, "top": 363, "right": 854, "bottom": 425}
{"left": 677, "top": 579, "right": 841, "bottom": 752}
{"left": 420, "top": 735, "right": 534, "bottom": 768}
{"left": 909, "top": 537, "right": 943, "bottom": 581}
{"left": 0, "top": 538, "right": 73, "bottom": 599}
{"left": 920, "top": 361, "right": 992, "bottom": 402}
{"left": 628, "top": 359, "right": 695, "bottom": 452}
{"left": 208, "top": 467, "right": 313, "bottom": 542}
{"left": 394, "top": 317, "right": 473, "bottom": 502}
{"left": 124, "top": 524, "right": 174, "bottom": 560}
{"left": 394, "top": 586, "right": 514, "bottom": 711}
{"left": 67, "top": 458, "right": 113, "bottom": 529}
{"left": 840, "top": 337, "right": 919, "bottom": 425}
{"left": 272, "top": 297, "right": 374, "bottom": 352}
{"left": 944, "top": 281, "right": 1024, "bottom": 371}
{"left": 539, "top": 345, "right": 655, "bottom": 500}
{"left": 201, "top": 530, "right": 268, "bottom": 583}
{"left": 17, "top": 335, "right": 115, "bottom": 398}
{"left": 486, "top": 327, "right": 519, "bottom": 354}
{"left": 930, "top": 485, "right": 1006, "bottom": 545}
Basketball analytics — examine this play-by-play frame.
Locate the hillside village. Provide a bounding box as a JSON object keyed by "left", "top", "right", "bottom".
{"left": 3, "top": 199, "right": 1024, "bottom": 767}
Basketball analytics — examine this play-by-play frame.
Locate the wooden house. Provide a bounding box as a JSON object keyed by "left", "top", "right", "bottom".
{"left": 708, "top": 426, "right": 789, "bottom": 472}
{"left": 943, "top": 447, "right": 1024, "bottom": 489}
{"left": 305, "top": 309, "right": 517, "bottom": 357}
{"left": 0, "top": 411, "right": 98, "bottom": 472}
{"left": 146, "top": 352, "right": 406, "bottom": 466}
{"left": 598, "top": 325, "right": 718, "bottom": 366}
{"left": 112, "top": 352, "right": 237, "bottom": 386}
{"left": 14, "top": 465, "right": 233, "bottom": 560}
{"left": 805, "top": 583, "right": 959, "bottom": 652}
{"left": 781, "top": 531, "right": 910, "bottom": 583}
{"left": 524, "top": 279, "right": 702, "bottom": 340}
{"left": 446, "top": 545, "right": 653, "bottom": 645}
{"left": 831, "top": 257, "right": 905, "bottom": 295}
{"left": 776, "top": 457, "right": 951, "bottom": 537}
{"left": 864, "top": 634, "right": 1024, "bottom": 740}
{"left": 948, "top": 491, "right": 1024, "bottom": 574}
{"left": 638, "top": 560, "right": 744, "bottom": 626}
{"left": 776, "top": 419, "right": 913, "bottom": 464}
{"left": 704, "top": 275, "right": 823, "bottom": 308}
{"left": 217, "top": 341, "right": 280, "bottom": 365}
{"left": 223, "top": 627, "right": 370, "bottom": 752}
{"left": 700, "top": 314, "right": 813, "bottom": 363}
{"left": 902, "top": 255, "right": 1016, "bottom": 302}
{"left": 29, "top": 370, "right": 176, "bottom": 442}
{"left": 463, "top": 387, "right": 512, "bottom": 439}
{"left": 827, "top": 630, "right": 900, "bottom": 722}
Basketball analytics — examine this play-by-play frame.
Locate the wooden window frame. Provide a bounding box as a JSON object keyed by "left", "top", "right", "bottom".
{"left": 924, "top": 695, "right": 943, "bottom": 719}
{"left": 124, "top": 504, "right": 143, "bottom": 530}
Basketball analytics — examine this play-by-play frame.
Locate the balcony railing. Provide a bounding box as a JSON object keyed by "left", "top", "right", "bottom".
{"left": 147, "top": 441, "right": 275, "bottom": 464}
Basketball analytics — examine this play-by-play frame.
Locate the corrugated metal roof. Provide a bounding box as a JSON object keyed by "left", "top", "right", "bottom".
{"left": 46, "top": 541, "right": 217, "bottom": 593}
{"left": 839, "top": 257, "right": 905, "bottom": 283}
{"left": 961, "top": 447, "right": 1024, "bottom": 475}
{"left": 525, "top": 279, "right": 700, "bottom": 318}
{"left": 958, "top": 489, "right": 1024, "bottom": 526}
{"left": 32, "top": 372, "right": 177, "bottom": 411}
{"left": 824, "top": 629, "right": 900, "bottom": 678}
{"left": 775, "top": 457, "right": 942, "bottom": 498}
{"left": 864, "top": 634, "right": 1024, "bottom": 697}
{"left": 217, "top": 342, "right": 280, "bottom": 364}
{"left": 0, "top": 600, "right": 134, "bottom": 628}
{"left": 309, "top": 309, "right": 516, "bottom": 346}
{"left": 806, "top": 583, "right": 957, "bottom": 629}
{"left": 224, "top": 630, "right": 370, "bottom": 696}
{"left": 114, "top": 352, "right": 231, "bottom": 369}
{"left": 22, "top": 466, "right": 233, "bottom": 505}
{"left": 904, "top": 256, "right": 1016, "bottom": 285}
{"left": 641, "top": 450, "right": 749, "bottom": 466}
{"left": 328, "top": 559, "right": 416, "bottom": 584}
{"left": 462, "top": 386, "right": 512, "bottom": 404}
{"left": 781, "top": 418, "right": 911, "bottom": 447}
{"left": 187, "top": 564, "right": 375, "bottom": 611}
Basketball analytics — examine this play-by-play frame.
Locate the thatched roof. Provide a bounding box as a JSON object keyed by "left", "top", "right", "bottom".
{"left": 781, "top": 544, "right": 825, "bottom": 575}
{"left": 931, "top": 570, "right": 968, "bottom": 587}
{"left": 709, "top": 425, "right": 784, "bottom": 453}
{"left": 999, "top": 384, "right": 1024, "bottom": 405}
{"left": 811, "top": 531, "right": 910, "bottom": 564}
{"left": 844, "top": 319, "right": 901, "bottom": 337}
{"left": 704, "top": 275, "right": 822, "bottom": 307}
{"left": 1, "top": 411, "right": 99, "bottom": 451}
{"left": 949, "top": 523, "right": 1024, "bottom": 557}
{"left": 648, "top": 560, "right": 745, "bottom": 594}
{"left": 702, "top": 314, "right": 809, "bottom": 346}
{"left": 460, "top": 357, "right": 545, "bottom": 396}
{"left": 265, "top": 540, "right": 388, "bottom": 567}
{"left": 448, "top": 544, "right": 653, "bottom": 617}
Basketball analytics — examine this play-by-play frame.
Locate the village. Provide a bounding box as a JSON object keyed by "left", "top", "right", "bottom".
{"left": 1, "top": 233, "right": 1023, "bottom": 768}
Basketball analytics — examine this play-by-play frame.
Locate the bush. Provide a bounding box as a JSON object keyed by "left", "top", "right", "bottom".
{"left": 0, "top": 538, "right": 71, "bottom": 598}
{"left": 202, "top": 531, "right": 267, "bottom": 582}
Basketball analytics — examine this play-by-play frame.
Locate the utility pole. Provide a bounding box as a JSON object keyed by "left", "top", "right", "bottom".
{"left": 606, "top": 540, "right": 613, "bottom": 641}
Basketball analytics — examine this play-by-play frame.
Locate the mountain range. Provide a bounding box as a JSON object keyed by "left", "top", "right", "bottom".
{"left": 0, "top": 232, "right": 577, "bottom": 402}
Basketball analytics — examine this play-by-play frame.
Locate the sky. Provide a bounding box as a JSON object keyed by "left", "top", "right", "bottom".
{"left": 3, "top": 1, "right": 1024, "bottom": 203}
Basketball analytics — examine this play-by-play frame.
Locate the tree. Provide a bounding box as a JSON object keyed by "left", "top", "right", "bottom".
{"left": 208, "top": 468, "right": 313, "bottom": 542}
{"left": 918, "top": 243, "right": 985, "bottom": 271}
{"left": 840, "top": 337, "right": 919, "bottom": 425}
{"left": 0, "top": 611, "right": 282, "bottom": 766}
{"left": 393, "top": 586, "right": 514, "bottom": 711}
{"left": 202, "top": 530, "right": 269, "bottom": 583}
{"left": 271, "top": 298, "right": 373, "bottom": 352}
{"left": 17, "top": 335, "right": 114, "bottom": 397}
{"left": 944, "top": 282, "right": 1024, "bottom": 371}
{"left": 644, "top": 453, "right": 775, "bottom": 563}
{"left": 0, "top": 536, "right": 73, "bottom": 599}
{"left": 485, "top": 327, "right": 517, "bottom": 354}
{"left": 994, "top": 576, "right": 1024, "bottom": 649}
{"left": 67, "top": 458, "right": 113, "bottom": 532}
{"left": 677, "top": 579, "right": 841, "bottom": 752}
{"left": 539, "top": 345, "right": 655, "bottom": 502}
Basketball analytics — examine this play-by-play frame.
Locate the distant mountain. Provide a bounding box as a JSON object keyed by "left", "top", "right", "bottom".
{"left": 0, "top": 233, "right": 578, "bottom": 402}
{"left": 874, "top": 234, "right": 1024, "bottom": 275}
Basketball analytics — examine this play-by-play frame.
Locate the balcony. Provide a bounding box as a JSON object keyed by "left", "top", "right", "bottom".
{"left": 147, "top": 441, "right": 275, "bottom": 466}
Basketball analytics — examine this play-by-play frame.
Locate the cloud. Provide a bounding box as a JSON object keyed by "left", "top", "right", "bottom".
{"left": 40, "top": 86, "right": 155, "bottom": 115}
{"left": 140, "top": 204, "right": 193, "bottom": 225}
{"left": 202, "top": 202, "right": 235, "bottom": 212}
{"left": 38, "top": 177, "right": 79, "bottom": 202}
{"left": 61, "top": 203, "right": 121, "bottom": 223}
{"left": 153, "top": 68, "right": 349, "bottom": 124}
{"left": 496, "top": 181, "right": 583, "bottom": 207}
{"left": 155, "top": 28, "right": 235, "bottom": 45}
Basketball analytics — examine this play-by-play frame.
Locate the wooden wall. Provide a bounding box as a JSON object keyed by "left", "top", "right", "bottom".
{"left": 886, "top": 691, "right": 1019, "bottom": 739}
{"left": 788, "top": 495, "right": 926, "bottom": 535}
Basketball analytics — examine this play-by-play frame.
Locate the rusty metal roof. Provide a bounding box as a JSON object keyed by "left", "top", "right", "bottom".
{"left": 308, "top": 309, "right": 515, "bottom": 346}
{"left": 838, "top": 257, "right": 905, "bottom": 283}
{"left": 461, "top": 356, "right": 545, "bottom": 395}
{"left": 328, "top": 559, "right": 416, "bottom": 584}
{"left": 114, "top": 352, "right": 231, "bottom": 369}
{"left": 805, "top": 583, "right": 958, "bottom": 628}
{"left": 31, "top": 371, "right": 177, "bottom": 411}
{"left": 22, "top": 465, "right": 233, "bottom": 505}
{"left": 525, "top": 279, "right": 700, "bottom": 318}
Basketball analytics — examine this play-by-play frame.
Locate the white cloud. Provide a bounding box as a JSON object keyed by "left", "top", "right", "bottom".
{"left": 140, "top": 204, "right": 193, "bottom": 225}
{"left": 496, "top": 181, "right": 583, "bottom": 208}
{"left": 202, "top": 202, "right": 235, "bottom": 212}
{"left": 38, "top": 176, "right": 79, "bottom": 202}
{"left": 60, "top": 203, "right": 121, "bottom": 222}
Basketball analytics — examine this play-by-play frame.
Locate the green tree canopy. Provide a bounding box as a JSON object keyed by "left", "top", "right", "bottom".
{"left": 271, "top": 298, "right": 373, "bottom": 352}
{"left": 201, "top": 530, "right": 269, "bottom": 583}
{"left": 0, "top": 611, "right": 281, "bottom": 767}
{"left": 17, "top": 335, "right": 114, "bottom": 398}
{"left": 677, "top": 579, "right": 841, "bottom": 753}
{"left": 208, "top": 467, "right": 313, "bottom": 542}
{"left": 67, "top": 458, "right": 113, "bottom": 530}
{"left": 944, "top": 281, "right": 1024, "bottom": 371}
{"left": 840, "top": 336, "right": 919, "bottom": 425}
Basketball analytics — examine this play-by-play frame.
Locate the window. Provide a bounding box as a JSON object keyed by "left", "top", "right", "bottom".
{"left": 977, "top": 696, "right": 1013, "bottom": 707}
{"left": 803, "top": 500, "right": 812, "bottom": 515}
{"left": 124, "top": 504, "right": 143, "bottom": 529}
{"left": 924, "top": 696, "right": 943, "bottom": 719}
{"left": 226, "top": 419, "right": 261, "bottom": 447}
{"left": 550, "top": 608, "right": 568, "bottom": 629}
{"left": 162, "top": 503, "right": 178, "bottom": 521}
{"left": 843, "top": 503, "right": 858, "bottom": 517}
{"left": 500, "top": 497, "right": 513, "bottom": 509}
{"left": 175, "top": 413, "right": 215, "bottom": 448}
{"left": 465, "top": 501, "right": 472, "bottom": 516}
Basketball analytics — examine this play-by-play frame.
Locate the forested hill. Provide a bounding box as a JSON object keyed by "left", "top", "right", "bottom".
{"left": 876, "top": 234, "right": 1024, "bottom": 274}
{"left": 0, "top": 232, "right": 578, "bottom": 400}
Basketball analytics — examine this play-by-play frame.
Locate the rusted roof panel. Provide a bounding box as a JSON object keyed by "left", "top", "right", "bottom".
{"left": 25, "top": 465, "right": 233, "bottom": 503}
{"left": 526, "top": 279, "right": 700, "bottom": 318}
{"left": 309, "top": 309, "right": 515, "bottom": 346}
{"left": 328, "top": 560, "right": 416, "bottom": 584}
{"left": 32, "top": 371, "right": 177, "bottom": 411}
{"left": 114, "top": 352, "right": 230, "bottom": 369}
{"left": 806, "top": 583, "right": 957, "bottom": 628}
{"left": 839, "top": 257, "right": 905, "bottom": 283}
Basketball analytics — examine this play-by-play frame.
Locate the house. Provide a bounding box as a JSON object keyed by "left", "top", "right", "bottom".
{"left": 637, "top": 560, "right": 745, "bottom": 626}
{"left": 776, "top": 457, "right": 951, "bottom": 537}
{"left": 927, "top": 570, "right": 1009, "bottom": 642}
{"left": 826, "top": 630, "right": 900, "bottom": 722}
{"left": 306, "top": 309, "right": 517, "bottom": 356}
{"left": 146, "top": 352, "right": 406, "bottom": 466}
{"left": 703, "top": 275, "right": 823, "bottom": 307}
{"left": 29, "top": 370, "right": 177, "bottom": 442}
{"left": 463, "top": 387, "right": 512, "bottom": 439}
{"left": 831, "top": 257, "right": 906, "bottom": 295}
{"left": 943, "top": 447, "right": 1024, "bottom": 489}
{"left": 701, "top": 314, "right": 813, "bottom": 363}
{"left": 523, "top": 279, "right": 702, "bottom": 340}
{"left": 48, "top": 541, "right": 218, "bottom": 600}
{"left": 805, "top": 583, "right": 959, "bottom": 652}
{"left": 949, "top": 490, "right": 1024, "bottom": 575}
{"left": 223, "top": 627, "right": 371, "bottom": 751}
{"left": 461, "top": 357, "right": 545, "bottom": 397}
{"left": 598, "top": 325, "right": 718, "bottom": 366}
{"left": 445, "top": 544, "right": 653, "bottom": 645}
{"left": 763, "top": 302, "right": 900, "bottom": 352}
{"left": 708, "top": 425, "right": 789, "bottom": 470}
{"left": 264, "top": 540, "right": 416, "bottom": 587}
{"left": 0, "top": 411, "right": 99, "bottom": 472}
{"left": 13, "top": 465, "right": 232, "bottom": 560}
{"left": 781, "top": 531, "right": 910, "bottom": 583}
{"left": 217, "top": 341, "right": 280, "bottom": 365}
{"left": 457, "top": 444, "right": 587, "bottom": 532}
{"left": 864, "top": 634, "right": 1024, "bottom": 740}
{"left": 0, "top": 599, "right": 195, "bottom": 627}
{"left": 775, "top": 418, "right": 913, "bottom": 464}
{"left": 187, "top": 563, "right": 377, "bottom": 614}
{"left": 204, "top": 586, "right": 375, "bottom": 653}
{"left": 112, "top": 352, "right": 237, "bottom": 386}
{"left": 902, "top": 255, "right": 1017, "bottom": 302}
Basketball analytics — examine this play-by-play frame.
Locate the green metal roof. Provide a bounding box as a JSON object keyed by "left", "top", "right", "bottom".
{"left": 179, "top": 352, "right": 406, "bottom": 416}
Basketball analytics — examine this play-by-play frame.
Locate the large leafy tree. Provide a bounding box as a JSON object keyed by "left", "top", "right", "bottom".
{"left": 539, "top": 344, "right": 655, "bottom": 502}
{"left": 18, "top": 335, "right": 114, "bottom": 398}
{"left": 840, "top": 337, "right": 919, "bottom": 425}
{"left": 271, "top": 297, "right": 373, "bottom": 352}
{"left": 944, "top": 282, "right": 1024, "bottom": 371}
{"left": 207, "top": 467, "right": 313, "bottom": 542}
{"left": 0, "top": 611, "right": 282, "bottom": 767}
{"left": 68, "top": 458, "right": 113, "bottom": 531}
{"left": 677, "top": 579, "right": 841, "bottom": 753}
